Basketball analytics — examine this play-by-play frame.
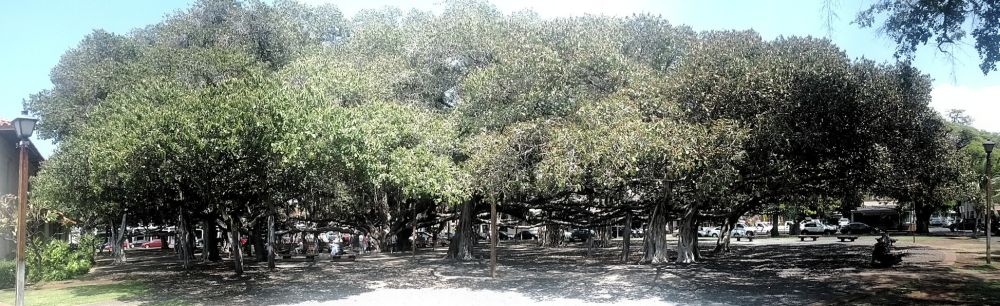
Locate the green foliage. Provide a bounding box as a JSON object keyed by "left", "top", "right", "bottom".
{"left": 0, "top": 260, "right": 15, "bottom": 289}
{"left": 855, "top": 0, "right": 1000, "bottom": 74}
{"left": 30, "top": 240, "right": 93, "bottom": 282}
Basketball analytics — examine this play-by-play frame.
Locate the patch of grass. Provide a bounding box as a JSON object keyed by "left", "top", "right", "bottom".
{"left": 967, "top": 264, "right": 999, "bottom": 271}
{"left": 0, "top": 281, "right": 147, "bottom": 305}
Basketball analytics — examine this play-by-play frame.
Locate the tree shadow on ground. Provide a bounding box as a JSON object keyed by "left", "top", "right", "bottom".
{"left": 89, "top": 241, "right": 999, "bottom": 305}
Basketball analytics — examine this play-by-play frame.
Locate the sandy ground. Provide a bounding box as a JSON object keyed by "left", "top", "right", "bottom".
{"left": 277, "top": 288, "right": 675, "bottom": 306}
{"left": 43, "top": 232, "right": 1000, "bottom": 305}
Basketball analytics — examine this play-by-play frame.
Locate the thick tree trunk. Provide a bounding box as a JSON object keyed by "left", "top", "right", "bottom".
{"left": 916, "top": 203, "right": 933, "bottom": 234}
{"left": 267, "top": 214, "right": 275, "bottom": 270}
{"left": 112, "top": 214, "right": 128, "bottom": 265}
{"left": 253, "top": 222, "right": 267, "bottom": 262}
{"left": 226, "top": 214, "right": 244, "bottom": 276}
{"left": 676, "top": 206, "right": 699, "bottom": 263}
{"left": 621, "top": 211, "right": 632, "bottom": 263}
{"left": 540, "top": 223, "right": 562, "bottom": 247}
{"left": 641, "top": 197, "right": 670, "bottom": 264}
{"left": 204, "top": 220, "right": 221, "bottom": 261}
{"left": 790, "top": 216, "right": 801, "bottom": 235}
{"left": 713, "top": 214, "right": 739, "bottom": 254}
{"left": 177, "top": 212, "right": 192, "bottom": 269}
{"left": 446, "top": 200, "right": 476, "bottom": 260}
{"left": 160, "top": 232, "right": 170, "bottom": 252}
{"left": 411, "top": 209, "right": 418, "bottom": 258}
{"left": 770, "top": 212, "right": 780, "bottom": 237}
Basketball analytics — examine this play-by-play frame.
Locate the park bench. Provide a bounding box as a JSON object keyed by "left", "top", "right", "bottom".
{"left": 836, "top": 236, "right": 859, "bottom": 242}
{"left": 735, "top": 236, "right": 754, "bottom": 242}
{"left": 797, "top": 235, "right": 820, "bottom": 241}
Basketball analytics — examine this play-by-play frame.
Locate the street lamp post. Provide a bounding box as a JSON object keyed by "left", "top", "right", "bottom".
{"left": 12, "top": 113, "right": 38, "bottom": 306}
{"left": 984, "top": 139, "right": 995, "bottom": 265}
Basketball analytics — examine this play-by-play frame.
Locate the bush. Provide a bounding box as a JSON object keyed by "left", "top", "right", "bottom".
{"left": 0, "top": 260, "right": 15, "bottom": 289}
{"left": 29, "top": 239, "right": 92, "bottom": 282}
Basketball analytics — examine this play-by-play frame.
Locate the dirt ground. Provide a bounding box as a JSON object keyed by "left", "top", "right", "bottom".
{"left": 48, "top": 234, "right": 1000, "bottom": 305}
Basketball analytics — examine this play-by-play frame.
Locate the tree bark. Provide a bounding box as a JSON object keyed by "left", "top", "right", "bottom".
{"left": 770, "top": 212, "right": 780, "bottom": 237}
{"left": 621, "top": 210, "right": 632, "bottom": 263}
{"left": 112, "top": 214, "right": 128, "bottom": 265}
{"left": 446, "top": 200, "right": 476, "bottom": 260}
{"left": 226, "top": 214, "right": 244, "bottom": 276}
{"left": 490, "top": 198, "right": 498, "bottom": 278}
{"left": 713, "top": 214, "right": 739, "bottom": 254}
{"left": 540, "top": 222, "right": 562, "bottom": 247}
{"left": 253, "top": 222, "right": 267, "bottom": 262}
{"left": 641, "top": 192, "right": 671, "bottom": 264}
{"left": 267, "top": 214, "right": 275, "bottom": 270}
{"left": 204, "top": 220, "right": 221, "bottom": 261}
{"left": 177, "top": 212, "right": 192, "bottom": 269}
{"left": 411, "top": 208, "right": 418, "bottom": 258}
{"left": 676, "top": 205, "right": 699, "bottom": 263}
{"left": 915, "top": 202, "right": 932, "bottom": 234}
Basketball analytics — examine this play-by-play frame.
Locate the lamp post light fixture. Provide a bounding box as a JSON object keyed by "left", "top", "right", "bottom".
{"left": 11, "top": 112, "right": 37, "bottom": 306}
{"left": 984, "top": 139, "right": 995, "bottom": 265}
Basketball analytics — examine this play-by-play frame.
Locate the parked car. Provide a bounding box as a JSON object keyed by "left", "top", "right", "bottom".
{"left": 838, "top": 218, "right": 850, "bottom": 227}
{"left": 141, "top": 239, "right": 164, "bottom": 248}
{"left": 823, "top": 222, "right": 840, "bottom": 233}
{"left": 949, "top": 219, "right": 980, "bottom": 232}
{"left": 731, "top": 224, "right": 751, "bottom": 237}
{"left": 696, "top": 227, "right": 709, "bottom": 237}
{"left": 800, "top": 222, "right": 832, "bottom": 235}
{"left": 515, "top": 231, "right": 537, "bottom": 240}
{"left": 930, "top": 216, "right": 945, "bottom": 227}
{"left": 568, "top": 229, "right": 593, "bottom": 242}
{"left": 708, "top": 227, "right": 722, "bottom": 237}
{"left": 840, "top": 222, "right": 874, "bottom": 235}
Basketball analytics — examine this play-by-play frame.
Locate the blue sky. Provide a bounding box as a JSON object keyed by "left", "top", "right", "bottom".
{"left": 2, "top": 0, "right": 997, "bottom": 158}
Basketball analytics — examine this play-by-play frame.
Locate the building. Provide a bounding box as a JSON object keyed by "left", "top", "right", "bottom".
{"left": 0, "top": 119, "right": 45, "bottom": 258}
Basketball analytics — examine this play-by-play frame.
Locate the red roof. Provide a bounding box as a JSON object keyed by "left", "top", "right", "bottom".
{"left": 0, "top": 119, "right": 9, "bottom": 128}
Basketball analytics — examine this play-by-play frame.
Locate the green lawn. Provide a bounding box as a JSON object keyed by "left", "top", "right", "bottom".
{"left": 0, "top": 281, "right": 149, "bottom": 306}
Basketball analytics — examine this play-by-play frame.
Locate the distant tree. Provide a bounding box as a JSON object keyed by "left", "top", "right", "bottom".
{"left": 855, "top": 0, "right": 1000, "bottom": 75}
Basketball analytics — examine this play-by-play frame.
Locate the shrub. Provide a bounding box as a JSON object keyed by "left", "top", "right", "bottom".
{"left": 29, "top": 239, "right": 92, "bottom": 282}
{"left": 0, "top": 260, "right": 15, "bottom": 289}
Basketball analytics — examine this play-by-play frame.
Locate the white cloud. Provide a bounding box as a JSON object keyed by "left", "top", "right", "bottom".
{"left": 931, "top": 83, "right": 1000, "bottom": 133}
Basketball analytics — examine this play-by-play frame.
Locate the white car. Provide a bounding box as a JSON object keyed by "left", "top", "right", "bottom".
{"left": 838, "top": 218, "right": 850, "bottom": 227}
{"left": 731, "top": 224, "right": 752, "bottom": 237}
{"left": 707, "top": 227, "right": 722, "bottom": 237}
{"left": 800, "top": 222, "right": 834, "bottom": 235}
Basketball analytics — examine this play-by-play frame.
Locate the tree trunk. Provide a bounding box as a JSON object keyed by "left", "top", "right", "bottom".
{"left": 676, "top": 205, "right": 699, "bottom": 263}
{"left": 621, "top": 211, "right": 632, "bottom": 263}
{"left": 226, "top": 214, "right": 244, "bottom": 276}
{"left": 267, "top": 214, "right": 275, "bottom": 270}
{"left": 411, "top": 208, "right": 418, "bottom": 258}
{"left": 177, "top": 212, "right": 191, "bottom": 269}
{"left": 540, "top": 222, "right": 562, "bottom": 247}
{"left": 490, "top": 199, "right": 498, "bottom": 278}
{"left": 915, "top": 202, "right": 932, "bottom": 234}
{"left": 204, "top": 220, "right": 221, "bottom": 261}
{"left": 790, "top": 216, "right": 801, "bottom": 235}
{"left": 713, "top": 214, "right": 739, "bottom": 254}
{"left": 160, "top": 232, "right": 170, "bottom": 253}
{"left": 112, "top": 214, "right": 128, "bottom": 265}
{"left": 253, "top": 222, "right": 267, "bottom": 262}
{"left": 770, "top": 212, "right": 780, "bottom": 237}
{"left": 446, "top": 200, "right": 476, "bottom": 260}
{"left": 641, "top": 195, "right": 670, "bottom": 264}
